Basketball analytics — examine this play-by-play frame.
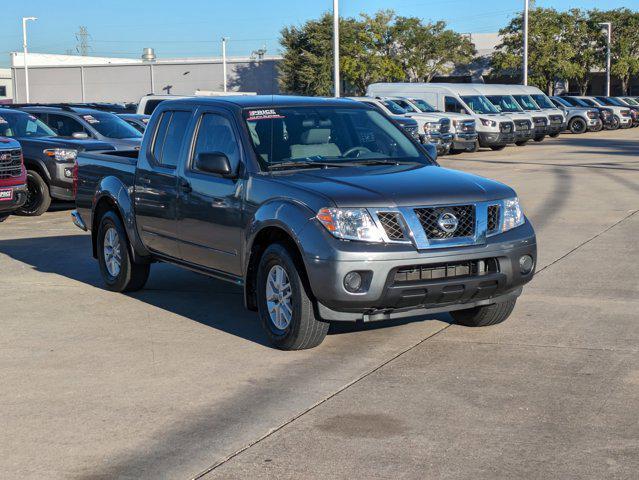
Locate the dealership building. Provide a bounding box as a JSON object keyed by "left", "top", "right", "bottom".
{"left": 9, "top": 50, "right": 281, "bottom": 104}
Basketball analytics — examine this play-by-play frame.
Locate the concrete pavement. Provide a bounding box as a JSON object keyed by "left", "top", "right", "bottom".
{"left": 0, "top": 128, "right": 637, "bottom": 479}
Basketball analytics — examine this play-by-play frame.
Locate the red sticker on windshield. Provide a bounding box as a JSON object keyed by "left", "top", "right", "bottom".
{"left": 247, "top": 109, "right": 285, "bottom": 121}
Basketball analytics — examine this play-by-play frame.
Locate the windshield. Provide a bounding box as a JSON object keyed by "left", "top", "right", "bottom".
{"left": 486, "top": 95, "right": 523, "bottom": 113}
{"left": 83, "top": 112, "right": 142, "bottom": 139}
{"left": 513, "top": 95, "right": 539, "bottom": 110}
{"left": 408, "top": 98, "right": 438, "bottom": 113}
{"left": 579, "top": 98, "right": 597, "bottom": 107}
{"left": 623, "top": 97, "right": 639, "bottom": 106}
{"left": 596, "top": 97, "right": 623, "bottom": 107}
{"left": 531, "top": 94, "right": 555, "bottom": 109}
{"left": 460, "top": 95, "right": 500, "bottom": 114}
{"left": 381, "top": 100, "right": 408, "bottom": 115}
{"left": 391, "top": 99, "right": 419, "bottom": 113}
{"left": 243, "top": 106, "right": 425, "bottom": 169}
{"left": 552, "top": 97, "right": 571, "bottom": 107}
{"left": 564, "top": 97, "right": 589, "bottom": 107}
{"left": 0, "top": 111, "right": 56, "bottom": 138}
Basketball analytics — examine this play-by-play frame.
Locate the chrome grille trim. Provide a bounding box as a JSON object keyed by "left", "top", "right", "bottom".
{"left": 370, "top": 201, "right": 503, "bottom": 250}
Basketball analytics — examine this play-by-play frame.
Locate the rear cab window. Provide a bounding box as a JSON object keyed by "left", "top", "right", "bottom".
{"left": 150, "top": 110, "right": 192, "bottom": 168}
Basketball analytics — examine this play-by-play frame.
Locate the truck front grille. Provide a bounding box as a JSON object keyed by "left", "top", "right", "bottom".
{"left": 487, "top": 204, "right": 500, "bottom": 233}
{"left": 414, "top": 205, "right": 475, "bottom": 239}
{"left": 499, "top": 122, "right": 514, "bottom": 133}
{"left": 514, "top": 119, "right": 531, "bottom": 131}
{"left": 0, "top": 149, "right": 22, "bottom": 180}
{"left": 377, "top": 212, "right": 406, "bottom": 241}
{"left": 533, "top": 116, "right": 547, "bottom": 127}
{"left": 393, "top": 258, "right": 499, "bottom": 284}
{"left": 549, "top": 114, "right": 563, "bottom": 124}
{"left": 439, "top": 118, "right": 451, "bottom": 134}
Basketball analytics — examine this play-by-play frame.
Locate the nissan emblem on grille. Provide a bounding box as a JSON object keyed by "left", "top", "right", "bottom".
{"left": 437, "top": 212, "right": 458, "bottom": 233}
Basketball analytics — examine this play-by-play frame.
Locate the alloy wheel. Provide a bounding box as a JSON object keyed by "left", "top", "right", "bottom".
{"left": 265, "top": 265, "right": 293, "bottom": 330}
{"left": 103, "top": 227, "right": 122, "bottom": 277}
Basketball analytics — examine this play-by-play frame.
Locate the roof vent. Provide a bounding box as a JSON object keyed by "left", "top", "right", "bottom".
{"left": 141, "top": 47, "right": 156, "bottom": 63}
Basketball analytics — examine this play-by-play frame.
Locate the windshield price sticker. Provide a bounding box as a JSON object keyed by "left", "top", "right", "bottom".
{"left": 247, "top": 109, "right": 285, "bottom": 121}
{"left": 83, "top": 115, "right": 100, "bottom": 124}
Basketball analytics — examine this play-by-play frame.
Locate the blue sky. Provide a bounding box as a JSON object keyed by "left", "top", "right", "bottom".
{"left": 1, "top": 0, "right": 637, "bottom": 65}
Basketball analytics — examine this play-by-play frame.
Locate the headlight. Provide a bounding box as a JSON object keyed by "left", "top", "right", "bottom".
{"left": 480, "top": 118, "right": 497, "bottom": 127}
{"left": 316, "top": 208, "right": 384, "bottom": 243}
{"left": 502, "top": 197, "right": 525, "bottom": 232}
{"left": 43, "top": 148, "right": 78, "bottom": 162}
{"left": 423, "top": 122, "right": 440, "bottom": 133}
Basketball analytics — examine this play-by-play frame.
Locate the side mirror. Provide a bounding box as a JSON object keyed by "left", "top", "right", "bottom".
{"left": 72, "top": 132, "right": 90, "bottom": 139}
{"left": 195, "top": 152, "right": 233, "bottom": 176}
{"left": 423, "top": 142, "right": 438, "bottom": 161}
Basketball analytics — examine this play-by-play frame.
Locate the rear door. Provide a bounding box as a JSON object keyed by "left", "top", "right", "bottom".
{"left": 175, "top": 107, "right": 244, "bottom": 275}
{"left": 134, "top": 109, "right": 192, "bottom": 258}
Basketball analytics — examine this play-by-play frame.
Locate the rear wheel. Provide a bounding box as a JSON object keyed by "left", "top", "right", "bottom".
{"left": 256, "top": 243, "right": 328, "bottom": 350}
{"left": 15, "top": 170, "right": 51, "bottom": 217}
{"left": 569, "top": 117, "right": 587, "bottom": 134}
{"left": 97, "top": 211, "right": 150, "bottom": 292}
{"left": 450, "top": 299, "right": 517, "bottom": 327}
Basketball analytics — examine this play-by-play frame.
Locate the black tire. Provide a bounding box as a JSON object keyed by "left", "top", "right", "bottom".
{"left": 97, "top": 211, "right": 150, "bottom": 292}
{"left": 533, "top": 135, "right": 545, "bottom": 142}
{"left": 515, "top": 140, "right": 528, "bottom": 146}
{"left": 0, "top": 214, "right": 9, "bottom": 223}
{"left": 450, "top": 299, "right": 517, "bottom": 327}
{"left": 589, "top": 122, "right": 603, "bottom": 132}
{"left": 15, "top": 170, "right": 51, "bottom": 217}
{"left": 549, "top": 132, "right": 561, "bottom": 138}
{"left": 256, "top": 243, "right": 328, "bottom": 350}
{"left": 568, "top": 118, "right": 587, "bottom": 134}
{"left": 490, "top": 145, "right": 506, "bottom": 151}
{"left": 606, "top": 116, "right": 620, "bottom": 130}
{"left": 468, "top": 140, "right": 480, "bottom": 152}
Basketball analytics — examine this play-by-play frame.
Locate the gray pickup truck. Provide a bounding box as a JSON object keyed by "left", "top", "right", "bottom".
{"left": 73, "top": 96, "right": 537, "bottom": 350}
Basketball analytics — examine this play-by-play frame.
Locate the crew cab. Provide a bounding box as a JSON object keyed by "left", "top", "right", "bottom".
{"left": 559, "top": 96, "right": 616, "bottom": 130}
{"left": 0, "top": 108, "right": 115, "bottom": 216}
{"left": 0, "top": 137, "right": 26, "bottom": 222}
{"left": 73, "top": 96, "right": 537, "bottom": 350}
{"left": 571, "top": 96, "right": 633, "bottom": 130}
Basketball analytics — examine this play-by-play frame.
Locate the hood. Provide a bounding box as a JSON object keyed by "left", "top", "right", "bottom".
{"left": 392, "top": 116, "right": 418, "bottom": 128}
{"left": 15, "top": 136, "right": 115, "bottom": 152}
{"left": 441, "top": 112, "right": 475, "bottom": 121}
{"left": 105, "top": 137, "right": 143, "bottom": 151}
{"left": 270, "top": 164, "right": 514, "bottom": 208}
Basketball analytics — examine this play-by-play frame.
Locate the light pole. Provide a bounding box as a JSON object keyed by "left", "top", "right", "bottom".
{"left": 522, "top": 0, "right": 529, "bottom": 85}
{"left": 22, "top": 16, "right": 37, "bottom": 103}
{"left": 598, "top": 22, "right": 611, "bottom": 96}
{"left": 221, "top": 37, "right": 228, "bottom": 93}
{"left": 333, "top": 0, "right": 340, "bottom": 97}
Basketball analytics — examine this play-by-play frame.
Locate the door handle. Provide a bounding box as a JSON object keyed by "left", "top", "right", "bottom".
{"left": 179, "top": 179, "right": 192, "bottom": 194}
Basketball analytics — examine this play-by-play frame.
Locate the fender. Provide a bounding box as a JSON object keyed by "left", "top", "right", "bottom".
{"left": 22, "top": 157, "right": 51, "bottom": 181}
{"left": 92, "top": 175, "right": 151, "bottom": 261}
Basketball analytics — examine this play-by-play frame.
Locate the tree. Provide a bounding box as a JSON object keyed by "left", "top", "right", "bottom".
{"left": 394, "top": 18, "right": 475, "bottom": 82}
{"left": 563, "top": 9, "right": 603, "bottom": 95}
{"left": 491, "top": 8, "right": 579, "bottom": 94}
{"left": 590, "top": 8, "right": 639, "bottom": 95}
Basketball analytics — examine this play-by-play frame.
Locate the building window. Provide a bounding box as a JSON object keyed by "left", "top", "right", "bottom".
{"left": 0, "top": 86, "right": 6, "bottom": 97}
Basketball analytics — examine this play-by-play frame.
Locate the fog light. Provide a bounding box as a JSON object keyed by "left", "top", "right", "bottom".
{"left": 344, "top": 271, "right": 362, "bottom": 293}
{"left": 519, "top": 255, "right": 534, "bottom": 274}
{"left": 64, "top": 167, "right": 74, "bottom": 178}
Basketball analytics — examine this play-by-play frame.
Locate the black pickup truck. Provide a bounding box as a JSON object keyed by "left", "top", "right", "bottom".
{"left": 0, "top": 109, "right": 114, "bottom": 216}
{"left": 73, "top": 96, "right": 537, "bottom": 350}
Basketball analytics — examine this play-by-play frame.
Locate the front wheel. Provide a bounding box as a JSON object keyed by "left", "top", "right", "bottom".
{"left": 533, "top": 135, "right": 545, "bottom": 142}
{"left": 490, "top": 145, "right": 506, "bottom": 151}
{"left": 569, "top": 118, "right": 587, "bottom": 134}
{"left": 450, "top": 299, "right": 516, "bottom": 327}
{"left": 256, "top": 243, "right": 328, "bottom": 350}
{"left": 549, "top": 132, "right": 561, "bottom": 138}
{"left": 15, "top": 170, "right": 51, "bottom": 217}
{"left": 515, "top": 140, "right": 528, "bottom": 146}
{"left": 0, "top": 214, "right": 9, "bottom": 223}
{"left": 606, "top": 116, "right": 620, "bottom": 130}
{"left": 97, "top": 211, "right": 150, "bottom": 292}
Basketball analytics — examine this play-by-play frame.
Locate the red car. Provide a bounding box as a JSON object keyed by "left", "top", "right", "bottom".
{"left": 0, "top": 137, "right": 27, "bottom": 223}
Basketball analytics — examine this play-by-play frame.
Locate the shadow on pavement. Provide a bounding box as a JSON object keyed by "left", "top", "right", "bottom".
{"left": 0, "top": 234, "right": 447, "bottom": 348}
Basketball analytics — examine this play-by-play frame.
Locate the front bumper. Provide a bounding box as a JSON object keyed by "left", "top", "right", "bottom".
{"left": 302, "top": 221, "right": 537, "bottom": 322}
{"left": 49, "top": 161, "right": 76, "bottom": 201}
{"left": 587, "top": 118, "right": 602, "bottom": 130}
{"left": 514, "top": 128, "right": 534, "bottom": 141}
{"left": 420, "top": 133, "right": 453, "bottom": 154}
{"left": 452, "top": 132, "right": 478, "bottom": 150}
{"left": 478, "top": 131, "right": 515, "bottom": 147}
{"left": 548, "top": 123, "right": 565, "bottom": 135}
{"left": 0, "top": 184, "right": 28, "bottom": 214}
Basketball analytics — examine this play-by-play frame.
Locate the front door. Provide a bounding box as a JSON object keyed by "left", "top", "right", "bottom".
{"left": 176, "top": 109, "right": 244, "bottom": 276}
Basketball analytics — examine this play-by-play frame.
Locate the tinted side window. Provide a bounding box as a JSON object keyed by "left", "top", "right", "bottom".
{"left": 47, "top": 113, "right": 87, "bottom": 137}
{"left": 160, "top": 111, "right": 191, "bottom": 168}
{"left": 151, "top": 112, "right": 172, "bottom": 165}
{"left": 444, "top": 96, "right": 464, "bottom": 113}
{"left": 192, "top": 114, "right": 240, "bottom": 173}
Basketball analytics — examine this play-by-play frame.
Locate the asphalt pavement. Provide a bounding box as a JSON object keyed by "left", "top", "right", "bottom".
{"left": 0, "top": 128, "right": 637, "bottom": 479}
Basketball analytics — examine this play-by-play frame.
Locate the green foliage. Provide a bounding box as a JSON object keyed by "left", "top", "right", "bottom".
{"left": 279, "top": 10, "right": 474, "bottom": 96}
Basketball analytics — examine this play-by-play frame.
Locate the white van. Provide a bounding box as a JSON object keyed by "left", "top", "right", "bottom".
{"left": 508, "top": 85, "right": 566, "bottom": 137}
{"left": 367, "top": 83, "right": 515, "bottom": 150}
{"left": 470, "top": 84, "right": 535, "bottom": 146}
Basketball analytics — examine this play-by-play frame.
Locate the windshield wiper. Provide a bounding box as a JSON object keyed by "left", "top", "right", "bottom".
{"left": 268, "top": 159, "right": 350, "bottom": 171}
{"left": 349, "top": 159, "right": 419, "bottom": 166}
